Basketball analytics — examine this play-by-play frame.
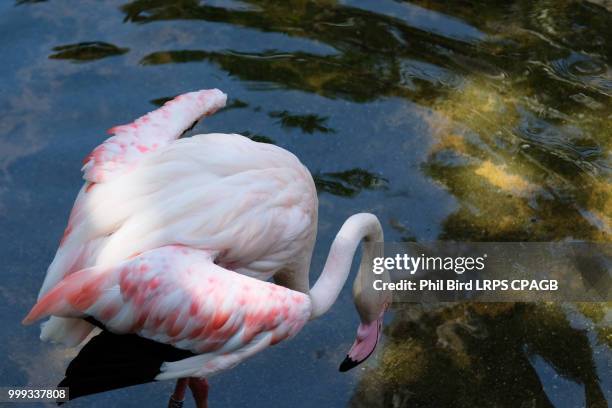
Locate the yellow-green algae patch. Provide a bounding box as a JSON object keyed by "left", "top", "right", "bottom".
{"left": 474, "top": 160, "right": 539, "bottom": 197}
{"left": 417, "top": 74, "right": 611, "bottom": 241}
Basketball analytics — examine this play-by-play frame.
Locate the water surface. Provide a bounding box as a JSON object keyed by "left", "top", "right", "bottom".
{"left": 0, "top": 1, "right": 610, "bottom": 407}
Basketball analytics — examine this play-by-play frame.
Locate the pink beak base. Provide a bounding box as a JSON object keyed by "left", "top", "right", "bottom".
{"left": 339, "top": 316, "right": 383, "bottom": 372}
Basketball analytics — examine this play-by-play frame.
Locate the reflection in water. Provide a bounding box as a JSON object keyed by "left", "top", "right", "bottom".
{"left": 314, "top": 169, "right": 388, "bottom": 197}
{"left": 240, "top": 130, "right": 275, "bottom": 144}
{"left": 224, "top": 99, "right": 250, "bottom": 110}
{"left": 150, "top": 96, "right": 176, "bottom": 107}
{"left": 269, "top": 110, "right": 335, "bottom": 134}
{"left": 140, "top": 50, "right": 209, "bottom": 65}
{"left": 49, "top": 42, "right": 129, "bottom": 62}
{"left": 15, "top": 0, "right": 47, "bottom": 5}
{"left": 139, "top": 49, "right": 387, "bottom": 100}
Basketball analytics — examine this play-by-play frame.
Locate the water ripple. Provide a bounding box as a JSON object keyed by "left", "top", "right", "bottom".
{"left": 399, "top": 59, "right": 465, "bottom": 90}
{"left": 549, "top": 53, "right": 612, "bottom": 96}
{"left": 48, "top": 42, "right": 129, "bottom": 63}
{"left": 516, "top": 109, "right": 610, "bottom": 177}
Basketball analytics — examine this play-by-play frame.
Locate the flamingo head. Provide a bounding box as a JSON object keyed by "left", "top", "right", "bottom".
{"left": 339, "top": 281, "right": 391, "bottom": 372}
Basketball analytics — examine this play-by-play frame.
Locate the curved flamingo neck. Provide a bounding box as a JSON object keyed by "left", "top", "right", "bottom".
{"left": 308, "top": 213, "right": 383, "bottom": 320}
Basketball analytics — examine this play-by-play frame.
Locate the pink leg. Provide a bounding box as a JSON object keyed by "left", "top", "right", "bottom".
{"left": 188, "top": 377, "right": 209, "bottom": 408}
{"left": 168, "top": 378, "right": 188, "bottom": 407}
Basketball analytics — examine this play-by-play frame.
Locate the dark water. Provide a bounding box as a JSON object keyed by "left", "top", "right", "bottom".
{"left": 0, "top": 1, "right": 610, "bottom": 407}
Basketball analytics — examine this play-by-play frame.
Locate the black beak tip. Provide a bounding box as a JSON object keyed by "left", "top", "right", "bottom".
{"left": 339, "top": 355, "right": 361, "bottom": 372}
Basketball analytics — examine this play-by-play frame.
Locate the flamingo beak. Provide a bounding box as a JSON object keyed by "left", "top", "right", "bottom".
{"left": 338, "top": 313, "right": 384, "bottom": 372}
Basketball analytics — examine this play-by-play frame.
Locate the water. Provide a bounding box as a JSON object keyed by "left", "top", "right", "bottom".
{"left": 0, "top": 1, "right": 610, "bottom": 407}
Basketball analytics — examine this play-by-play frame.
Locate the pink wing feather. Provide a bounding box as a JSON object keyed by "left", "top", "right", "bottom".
{"left": 24, "top": 246, "right": 311, "bottom": 378}
{"left": 35, "top": 88, "right": 315, "bottom": 348}
{"left": 82, "top": 89, "right": 227, "bottom": 183}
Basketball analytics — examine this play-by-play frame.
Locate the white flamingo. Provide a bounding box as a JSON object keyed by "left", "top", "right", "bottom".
{"left": 23, "top": 89, "right": 389, "bottom": 408}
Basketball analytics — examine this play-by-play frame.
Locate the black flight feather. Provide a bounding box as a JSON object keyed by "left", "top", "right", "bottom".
{"left": 57, "top": 318, "right": 195, "bottom": 404}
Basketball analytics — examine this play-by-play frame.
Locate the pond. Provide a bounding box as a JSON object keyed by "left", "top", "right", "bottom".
{"left": 0, "top": 0, "right": 610, "bottom": 407}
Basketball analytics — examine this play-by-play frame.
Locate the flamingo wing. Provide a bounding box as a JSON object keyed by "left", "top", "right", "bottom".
{"left": 32, "top": 89, "right": 228, "bottom": 346}
{"left": 82, "top": 89, "right": 227, "bottom": 183}
{"left": 36, "top": 90, "right": 316, "bottom": 347}
{"left": 24, "top": 245, "right": 311, "bottom": 379}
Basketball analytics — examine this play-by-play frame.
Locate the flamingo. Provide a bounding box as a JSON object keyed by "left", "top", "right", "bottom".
{"left": 23, "top": 89, "right": 389, "bottom": 407}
